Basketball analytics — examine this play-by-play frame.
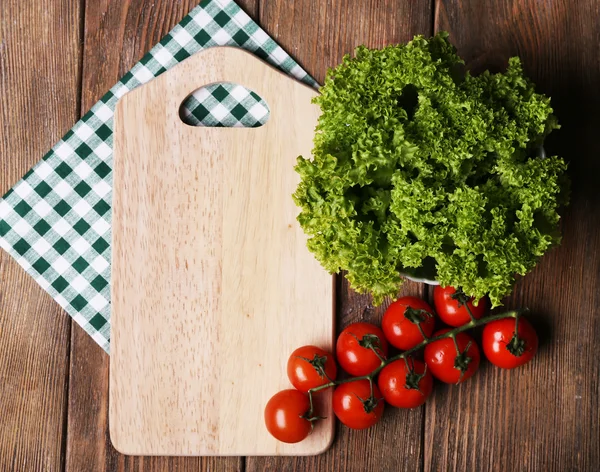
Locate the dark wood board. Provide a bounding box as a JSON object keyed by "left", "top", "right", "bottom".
{"left": 423, "top": 1, "right": 600, "bottom": 471}
{"left": 246, "top": 1, "right": 432, "bottom": 471}
{"left": 0, "top": 0, "right": 599, "bottom": 470}
{"left": 0, "top": 0, "right": 82, "bottom": 470}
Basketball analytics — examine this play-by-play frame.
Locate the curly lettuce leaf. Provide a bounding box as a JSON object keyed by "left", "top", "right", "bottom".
{"left": 294, "top": 32, "right": 569, "bottom": 306}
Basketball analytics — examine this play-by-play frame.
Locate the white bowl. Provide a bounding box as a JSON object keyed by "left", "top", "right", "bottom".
{"left": 402, "top": 273, "right": 440, "bottom": 285}
{"left": 398, "top": 262, "right": 439, "bottom": 286}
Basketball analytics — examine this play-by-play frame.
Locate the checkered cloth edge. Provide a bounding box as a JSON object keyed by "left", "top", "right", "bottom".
{"left": 0, "top": 0, "right": 316, "bottom": 353}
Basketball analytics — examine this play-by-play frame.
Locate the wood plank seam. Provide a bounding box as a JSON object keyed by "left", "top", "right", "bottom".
{"left": 61, "top": 1, "right": 87, "bottom": 470}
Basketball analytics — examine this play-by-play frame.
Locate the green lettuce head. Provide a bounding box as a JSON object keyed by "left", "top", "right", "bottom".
{"left": 293, "top": 32, "right": 569, "bottom": 306}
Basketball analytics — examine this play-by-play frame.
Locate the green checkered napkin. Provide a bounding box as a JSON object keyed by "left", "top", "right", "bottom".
{"left": 0, "top": 0, "right": 316, "bottom": 353}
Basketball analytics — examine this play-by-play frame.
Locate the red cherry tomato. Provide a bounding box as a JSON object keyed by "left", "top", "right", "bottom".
{"left": 382, "top": 296, "right": 435, "bottom": 350}
{"left": 336, "top": 322, "right": 389, "bottom": 376}
{"left": 378, "top": 358, "right": 433, "bottom": 408}
{"left": 433, "top": 285, "right": 488, "bottom": 327}
{"left": 482, "top": 317, "right": 538, "bottom": 369}
{"left": 332, "top": 380, "right": 384, "bottom": 430}
{"left": 264, "top": 389, "right": 312, "bottom": 443}
{"left": 287, "top": 345, "right": 337, "bottom": 393}
{"left": 424, "top": 329, "right": 480, "bottom": 383}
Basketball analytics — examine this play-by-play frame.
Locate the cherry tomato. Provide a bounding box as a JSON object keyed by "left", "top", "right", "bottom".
{"left": 482, "top": 317, "right": 538, "bottom": 369}
{"left": 264, "top": 389, "right": 312, "bottom": 443}
{"left": 332, "top": 380, "right": 384, "bottom": 430}
{"left": 433, "top": 285, "right": 488, "bottom": 327}
{"left": 336, "top": 323, "right": 389, "bottom": 376}
{"left": 378, "top": 358, "right": 433, "bottom": 408}
{"left": 382, "top": 296, "right": 435, "bottom": 350}
{"left": 287, "top": 345, "right": 337, "bottom": 393}
{"left": 424, "top": 329, "right": 480, "bottom": 383}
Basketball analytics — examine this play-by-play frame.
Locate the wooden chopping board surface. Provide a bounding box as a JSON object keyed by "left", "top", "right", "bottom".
{"left": 109, "top": 47, "right": 334, "bottom": 456}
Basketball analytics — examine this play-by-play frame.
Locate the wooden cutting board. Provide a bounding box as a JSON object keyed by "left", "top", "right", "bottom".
{"left": 109, "top": 47, "right": 334, "bottom": 456}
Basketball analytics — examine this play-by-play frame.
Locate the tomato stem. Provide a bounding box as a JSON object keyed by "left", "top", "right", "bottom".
{"left": 450, "top": 333, "right": 461, "bottom": 356}
{"left": 369, "top": 345, "right": 386, "bottom": 364}
{"left": 307, "top": 389, "right": 315, "bottom": 417}
{"left": 416, "top": 322, "right": 429, "bottom": 341}
{"left": 403, "top": 356, "right": 426, "bottom": 391}
{"left": 452, "top": 287, "right": 477, "bottom": 323}
{"left": 323, "top": 371, "right": 336, "bottom": 383}
{"left": 405, "top": 307, "right": 432, "bottom": 341}
{"left": 506, "top": 313, "right": 528, "bottom": 357}
{"left": 307, "top": 309, "right": 528, "bottom": 401}
{"left": 454, "top": 341, "right": 473, "bottom": 382}
{"left": 464, "top": 303, "right": 477, "bottom": 323}
{"left": 297, "top": 353, "right": 333, "bottom": 381}
{"left": 354, "top": 333, "right": 386, "bottom": 361}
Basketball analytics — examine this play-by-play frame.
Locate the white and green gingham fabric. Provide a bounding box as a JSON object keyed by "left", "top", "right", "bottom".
{"left": 0, "top": 0, "right": 316, "bottom": 353}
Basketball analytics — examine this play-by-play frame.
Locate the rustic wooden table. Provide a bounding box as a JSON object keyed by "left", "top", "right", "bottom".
{"left": 1, "top": 1, "right": 598, "bottom": 471}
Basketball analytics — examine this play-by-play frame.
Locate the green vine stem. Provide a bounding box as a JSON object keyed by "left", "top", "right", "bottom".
{"left": 463, "top": 300, "right": 477, "bottom": 323}
{"left": 451, "top": 287, "right": 478, "bottom": 323}
{"left": 306, "top": 308, "right": 528, "bottom": 417}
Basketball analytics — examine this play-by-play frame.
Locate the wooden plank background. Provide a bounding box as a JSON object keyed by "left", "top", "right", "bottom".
{"left": 0, "top": 0, "right": 598, "bottom": 471}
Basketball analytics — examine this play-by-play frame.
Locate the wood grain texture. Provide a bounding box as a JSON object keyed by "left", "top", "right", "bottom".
{"left": 2, "top": 0, "right": 598, "bottom": 470}
{"left": 247, "top": 281, "right": 428, "bottom": 472}
{"left": 80, "top": 0, "right": 202, "bottom": 109}
{"left": 258, "top": 0, "right": 433, "bottom": 85}
{"left": 0, "top": 0, "right": 82, "bottom": 470}
{"left": 66, "top": 1, "right": 250, "bottom": 470}
{"left": 424, "top": 1, "right": 600, "bottom": 471}
{"left": 111, "top": 46, "right": 333, "bottom": 456}
{"left": 247, "top": 1, "right": 433, "bottom": 470}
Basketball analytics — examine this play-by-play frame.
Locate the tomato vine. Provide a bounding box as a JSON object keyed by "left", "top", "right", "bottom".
{"left": 305, "top": 308, "right": 529, "bottom": 419}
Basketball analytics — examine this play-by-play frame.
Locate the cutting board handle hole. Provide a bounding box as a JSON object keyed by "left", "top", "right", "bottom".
{"left": 179, "top": 83, "right": 270, "bottom": 128}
